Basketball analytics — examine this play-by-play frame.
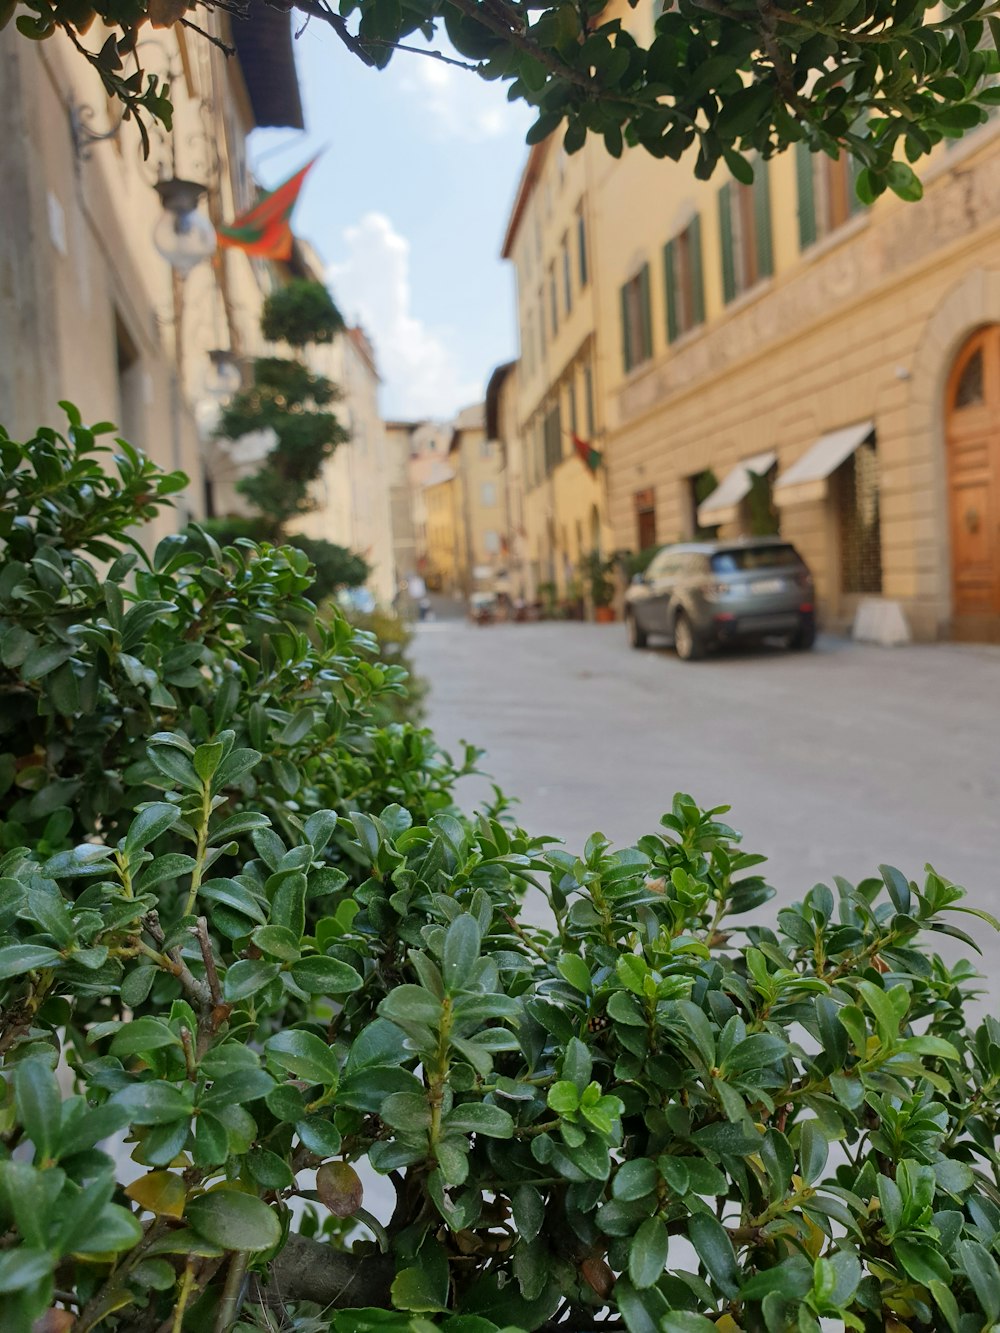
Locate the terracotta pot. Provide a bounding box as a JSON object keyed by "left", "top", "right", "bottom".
{"left": 594, "top": 605, "right": 616, "bottom": 623}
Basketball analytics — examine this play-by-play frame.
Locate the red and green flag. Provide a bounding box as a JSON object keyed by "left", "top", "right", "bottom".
{"left": 573, "top": 433, "right": 602, "bottom": 473}
{"left": 217, "top": 156, "right": 318, "bottom": 261}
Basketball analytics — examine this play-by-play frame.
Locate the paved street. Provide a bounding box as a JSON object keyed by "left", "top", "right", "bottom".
{"left": 413, "top": 621, "right": 1000, "bottom": 997}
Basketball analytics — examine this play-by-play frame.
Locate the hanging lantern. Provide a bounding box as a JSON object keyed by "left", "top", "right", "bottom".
{"left": 153, "top": 177, "right": 217, "bottom": 276}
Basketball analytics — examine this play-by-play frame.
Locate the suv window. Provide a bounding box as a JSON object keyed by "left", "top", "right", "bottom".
{"left": 710, "top": 545, "right": 802, "bottom": 573}
{"left": 646, "top": 550, "right": 677, "bottom": 580}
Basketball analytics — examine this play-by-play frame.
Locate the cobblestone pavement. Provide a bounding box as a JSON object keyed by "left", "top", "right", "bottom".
{"left": 412, "top": 619, "right": 1000, "bottom": 1002}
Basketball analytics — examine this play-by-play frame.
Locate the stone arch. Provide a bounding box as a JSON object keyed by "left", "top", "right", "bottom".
{"left": 904, "top": 268, "right": 1000, "bottom": 633}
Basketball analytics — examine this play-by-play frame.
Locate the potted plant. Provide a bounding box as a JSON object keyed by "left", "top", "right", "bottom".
{"left": 582, "top": 550, "right": 617, "bottom": 622}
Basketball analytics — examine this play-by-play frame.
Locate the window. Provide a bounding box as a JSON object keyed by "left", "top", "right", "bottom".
{"left": 621, "top": 265, "right": 653, "bottom": 372}
{"left": 646, "top": 548, "right": 676, "bottom": 581}
{"left": 548, "top": 263, "right": 558, "bottom": 336}
{"left": 664, "top": 216, "right": 705, "bottom": 342}
{"left": 524, "top": 310, "right": 534, "bottom": 377}
{"left": 634, "top": 487, "right": 657, "bottom": 550}
{"left": 484, "top": 530, "right": 501, "bottom": 555}
{"left": 835, "top": 438, "right": 882, "bottom": 594}
{"left": 711, "top": 545, "right": 801, "bottom": 572}
{"left": 481, "top": 481, "right": 497, "bottom": 506}
{"left": 567, "top": 374, "right": 578, "bottom": 436}
{"left": 538, "top": 290, "right": 546, "bottom": 357}
{"left": 796, "top": 143, "right": 861, "bottom": 249}
{"left": 583, "top": 363, "right": 595, "bottom": 437}
{"left": 577, "top": 206, "right": 589, "bottom": 288}
{"left": 561, "top": 235, "right": 572, "bottom": 315}
{"left": 544, "top": 403, "right": 563, "bottom": 474}
{"left": 480, "top": 440, "right": 493, "bottom": 459}
{"left": 719, "top": 165, "right": 773, "bottom": 303}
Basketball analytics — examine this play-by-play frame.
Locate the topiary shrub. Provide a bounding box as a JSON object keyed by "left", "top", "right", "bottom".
{"left": 261, "top": 280, "right": 344, "bottom": 350}
{"left": 1, "top": 412, "right": 1000, "bottom": 1333}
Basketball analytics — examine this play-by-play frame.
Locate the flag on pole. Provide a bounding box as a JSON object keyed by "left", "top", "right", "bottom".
{"left": 217, "top": 156, "right": 319, "bottom": 261}
{"left": 573, "top": 433, "right": 603, "bottom": 473}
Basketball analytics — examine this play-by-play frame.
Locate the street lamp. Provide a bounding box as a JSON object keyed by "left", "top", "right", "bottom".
{"left": 153, "top": 177, "right": 217, "bottom": 276}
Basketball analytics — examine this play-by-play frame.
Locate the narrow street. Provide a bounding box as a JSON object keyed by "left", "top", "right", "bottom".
{"left": 413, "top": 620, "right": 1000, "bottom": 993}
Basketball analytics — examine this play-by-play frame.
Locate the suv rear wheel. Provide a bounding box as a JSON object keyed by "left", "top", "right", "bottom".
{"left": 627, "top": 612, "right": 648, "bottom": 650}
{"left": 790, "top": 619, "right": 816, "bottom": 651}
{"left": 673, "top": 611, "right": 705, "bottom": 662}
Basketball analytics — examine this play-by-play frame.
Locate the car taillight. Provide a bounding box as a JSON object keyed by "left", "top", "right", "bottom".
{"left": 703, "top": 582, "right": 730, "bottom": 601}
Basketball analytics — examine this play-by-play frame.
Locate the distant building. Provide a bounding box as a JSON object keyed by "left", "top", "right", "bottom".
{"left": 290, "top": 321, "right": 398, "bottom": 605}
{"left": 447, "top": 404, "right": 509, "bottom": 598}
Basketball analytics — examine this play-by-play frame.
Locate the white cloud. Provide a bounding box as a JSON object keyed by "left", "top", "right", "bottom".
{"left": 400, "top": 49, "right": 531, "bottom": 143}
{"left": 328, "top": 212, "right": 479, "bottom": 419}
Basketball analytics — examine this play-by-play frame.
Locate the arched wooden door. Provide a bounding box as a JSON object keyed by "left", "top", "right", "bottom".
{"left": 947, "top": 327, "right": 1000, "bottom": 634}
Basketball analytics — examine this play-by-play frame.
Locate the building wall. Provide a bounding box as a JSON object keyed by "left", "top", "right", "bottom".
{"left": 593, "top": 94, "right": 1000, "bottom": 637}
{"left": 502, "top": 139, "right": 613, "bottom": 604}
{"left": 407, "top": 421, "right": 454, "bottom": 577}
{"left": 0, "top": 23, "right": 275, "bottom": 553}
{"left": 448, "top": 407, "right": 509, "bottom": 593}
{"left": 500, "top": 0, "right": 1000, "bottom": 637}
{"left": 291, "top": 327, "right": 397, "bottom": 604}
{"left": 424, "top": 473, "right": 461, "bottom": 593}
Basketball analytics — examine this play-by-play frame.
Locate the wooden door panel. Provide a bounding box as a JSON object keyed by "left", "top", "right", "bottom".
{"left": 948, "top": 328, "right": 1000, "bottom": 624}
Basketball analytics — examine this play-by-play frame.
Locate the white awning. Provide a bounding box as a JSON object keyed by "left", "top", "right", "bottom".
{"left": 774, "top": 421, "right": 874, "bottom": 508}
{"left": 697, "top": 451, "right": 776, "bottom": 528}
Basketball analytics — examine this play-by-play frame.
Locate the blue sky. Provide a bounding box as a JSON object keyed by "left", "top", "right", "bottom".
{"left": 249, "top": 28, "right": 533, "bottom": 420}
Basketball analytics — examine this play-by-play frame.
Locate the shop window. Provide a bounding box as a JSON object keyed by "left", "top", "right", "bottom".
{"left": 743, "top": 466, "right": 780, "bottom": 536}
{"left": 635, "top": 487, "right": 657, "bottom": 550}
{"left": 719, "top": 165, "right": 773, "bottom": 303}
{"left": 689, "top": 469, "right": 719, "bottom": 538}
{"left": 664, "top": 216, "right": 705, "bottom": 342}
{"left": 836, "top": 438, "right": 882, "bottom": 594}
{"left": 796, "top": 143, "right": 862, "bottom": 249}
{"left": 621, "top": 265, "right": 653, "bottom": 372}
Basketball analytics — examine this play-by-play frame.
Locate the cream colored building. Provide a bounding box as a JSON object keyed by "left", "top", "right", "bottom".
{"left": 423, "top": 461, "right": 462, "bottom": 595}
{"left": 447, "top": 404, "right": 509, "bottom": 597}
{"left": 501, "top": 141, "right": 613, "bottom": 605}
{"left": 0, "top": 11, "right": 303, "bottom": 550}
{"left": 290, "top": 325, "right": 399, "bottom": 605}
{"left": 404, "top": 420, "right": 455, "bottom": 584}
{"left": 502, "top": 0, "right": 1000, "bottom": 640}
{"left": 399, "top": 405, "right": 509, "bottom": 597}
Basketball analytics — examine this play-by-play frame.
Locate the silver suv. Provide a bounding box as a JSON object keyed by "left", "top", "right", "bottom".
{"left": 624, "top": 539, "right": 816, "bottom": 661}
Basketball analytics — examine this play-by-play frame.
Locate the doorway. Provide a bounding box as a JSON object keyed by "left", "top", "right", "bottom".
{"left": 947, "top": 327, "right": 1000, "bottom": 638}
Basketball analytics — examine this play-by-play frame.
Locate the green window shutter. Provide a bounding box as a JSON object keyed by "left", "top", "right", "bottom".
{"left": 664, "top": 240, "right": 679, "bottom": 344}
{"left": 620, "top": 283, "right": 632, "bottom": 373}
{"left": 796, "top": 142, "right": 817, "bottom": 250}
{"left": 639, "top": 262, "right": 652, "bottom": 361}
{"left": 754, "top": 162, "right": 773, "bottom": 279}
{"left": 847, "top": 152, "right": 864, "bottom": 215}
{"left": 689, "top": 215, "right": 705, "bottom": 327}
{"left": 719, "top": 184, "right": 736, "bottom": 304}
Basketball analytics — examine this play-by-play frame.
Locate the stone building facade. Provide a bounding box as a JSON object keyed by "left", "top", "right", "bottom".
{"left": 500, "top": 0, "right": 1000, "bottom": 639}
